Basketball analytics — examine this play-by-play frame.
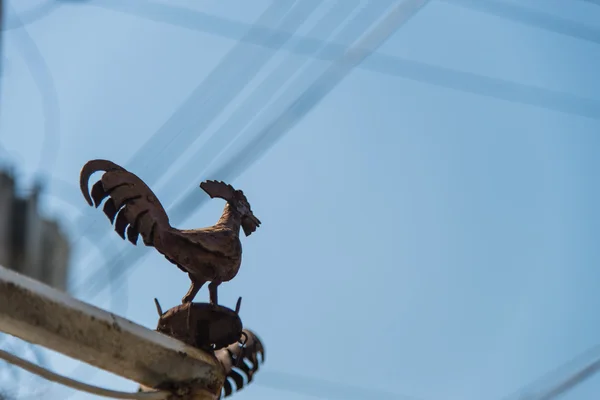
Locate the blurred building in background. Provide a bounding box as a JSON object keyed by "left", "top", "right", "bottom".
{"left": 0, "top": 169, "right": 70, "bottom": 291}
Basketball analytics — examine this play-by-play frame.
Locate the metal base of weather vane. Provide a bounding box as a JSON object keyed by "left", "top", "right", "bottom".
{"left": 153, "top": 297, "right": 244, "bottom": 351}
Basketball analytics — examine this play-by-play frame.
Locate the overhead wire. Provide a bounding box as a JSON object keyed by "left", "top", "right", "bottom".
{"left": 499, "top": 344, "right": 600, "bottom": 400}
{"left": 0, "top": 5, "right": 68, "bottom": 386}
{"left": 1, "top": 0, "right": 61, "bottom": 31}
{"left": 72, "top": 0, "right": 344, "bottom": 299}
{"left": 170, "top": 0, "right": 430, "bottom": 224}
{"left": 66, "top": 0, "right": 299, "bottom": 304}
{"left": 119, "top": 0, "right": 316, "bottom": 187}
{"left": 257, "top": 370, "right": 427, "bottom": 400}
{"left": 0, "top": 341, "right": 22, "bottom": 399}
{"left": 61, "top": 0, "right": 297, "bottom": 248}
{"left": 532, "top": 357, "right": 600, "bottom": 400}
{"left": 91, "top": 0, "right": 600, "bottom": 47}
{"left": 67, "top": 0, "right": 600, "bottom": 314}
{"left": 0, "top": 0, "right": 73, "bottom": 296}
{"left": 85, "top": 0, "right": 600, "bottom": 121}
{"left": 248, "top": 351, "right": 600, "bottom": 400}
{"left": 442, "top": 0, "right": 600, "bottom": 45}
{"left": 0, "top": 336, "right": 50, "bottom": 399}
{"left": 4, "top": 3, "right": 61, "bottom": 178}
{"left": 60, "top": 0, "right": 600, "bottom": 266}
{"left": 0, "top": 349, "right": 171, "bottom": 400}
{"left": 4, "top": 1, "right": 598, "bottom": 305}
{"left": 80, "top": 0, "right": 401, "bottom": 300}
{"left": 175, "top": 4, "right": 435, "bottom": 398}
{"left": 4, "top": 0, "right": 125, "bottom": 314}
{"left": 66, "top": 0, "right": 310, "bottom": 297}
{"left": 144, "top": 0, "right": 365, "bottom": 209}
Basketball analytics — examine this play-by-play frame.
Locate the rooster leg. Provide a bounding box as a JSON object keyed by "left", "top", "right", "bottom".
{"left": 182, "top": 275, "right": 205, "bottom": 304}
{"left": 208, "top": 280, "right": 222, "bottom": 305}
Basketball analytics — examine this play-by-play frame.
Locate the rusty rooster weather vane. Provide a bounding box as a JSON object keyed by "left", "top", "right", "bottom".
{"left": 79, "top": 159, "right": 261, "bottom": 306}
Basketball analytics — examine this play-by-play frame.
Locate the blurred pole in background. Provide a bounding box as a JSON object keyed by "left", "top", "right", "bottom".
{"left": 0, "top": 0, "right": 70, "bottom": 295}
{"left": 0, "top": 173, "right": 71, "bottom": 291}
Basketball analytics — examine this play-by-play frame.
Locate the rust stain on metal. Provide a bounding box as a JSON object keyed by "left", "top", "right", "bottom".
{"left": 154, "top": 299, "right": 243, "bottom": 352}
{"left": 79, "top": 159, "right": 261, "bottom": 306}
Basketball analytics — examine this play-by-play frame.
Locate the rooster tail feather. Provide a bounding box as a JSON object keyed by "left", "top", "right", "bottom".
{"left": 79, "top": 159, "right": 171, "bottom": 247}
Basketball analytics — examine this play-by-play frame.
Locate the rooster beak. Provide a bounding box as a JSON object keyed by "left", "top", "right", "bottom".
{"left": 249, "top": 214, "right": 261, "bottom": 226}
{"left": 242, "top": 213, "right": 261, "bottom": 236}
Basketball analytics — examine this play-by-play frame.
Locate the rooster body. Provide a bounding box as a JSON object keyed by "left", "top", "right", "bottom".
{"left": 79, "top": 159, "right": 261, "bottom": 305}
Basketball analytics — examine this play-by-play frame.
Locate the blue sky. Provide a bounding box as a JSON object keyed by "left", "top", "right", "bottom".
{"left": 1, "top": 1, "right": 600, "bottom": 399}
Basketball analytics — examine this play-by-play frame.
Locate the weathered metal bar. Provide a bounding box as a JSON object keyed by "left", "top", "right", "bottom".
{"left": 0, "top": 265, "right": 225, "bottom": 399}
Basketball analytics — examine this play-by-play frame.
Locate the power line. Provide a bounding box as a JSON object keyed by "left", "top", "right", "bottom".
{"left": 64, "top": 0, "right": 298, "bottom": 297}
{"left": 189, "top": 0, "right": 424, "bottom": 194}
{"left": 66, "top": 0, "right": 600, "bottom": 297}
{"left": 167, "top": 0, "right": 402, "bottom": 225}
{"left": 532, "top": 358, "right": 600, "bottom": 400}
{"left": 363, "top": 54, "right": 600, "bottom": 119}
{"left": 0, "top": 348, "right": 169, "bottom": 400}
{"left": 66, "top": 0, "right": 304, "bottom": 267}
{"left": 75, "top": 0, "right": 394, "bottom": 309}
{"left": 87, "top": 0, "right": 600, "bottom": 121}
{"left": 88, "top": 0, "right": 316, "bottom": 337}
{"left": 5, "top": 4, "right": 61, "bottom": 178}
{"left": 74, "top": 0, "right": 319, "bottom": 295}
{"left": 69, "top": 0, "right": 391, "bottom": 339}
{"left": 1, "top": 0, "right": 61, "bottom": 31}
{"left": 150, "top": 0, "right": 386, "bottom": 209}
{"left": 91, "top": 0, "right": 600, "bottom": 46}
{"left": 80, "top": 0, "right": 400, "bottom": 299}
{"left": 169, "top": 3, "right": 434, "bottom": 399}
{"left": 0, "top": 339, "right": 22, "bottom": 399}
{"left": 442, "top": 0, "right": 600, "bottom": 45}
{"left": 0, "top": 336, "right": 49, "bottom": 399}
{"left": 257, "top": 370, "right": 427, "bottom": 400}
{"left": 108, "top": 0, "right": 308, "bottom": 189}
{"left": 499, "top": 345, "right": 600, "bottom": 400}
